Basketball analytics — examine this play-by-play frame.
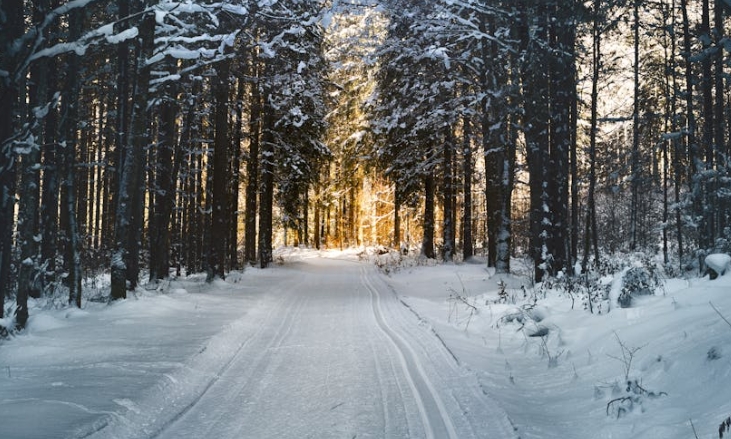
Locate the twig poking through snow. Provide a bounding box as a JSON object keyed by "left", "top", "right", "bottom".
{"left": 689, "top": 418, "right": 699, "bottom": 439}
{"left": 710, "top": 302, "right": 731, "bottom": 331}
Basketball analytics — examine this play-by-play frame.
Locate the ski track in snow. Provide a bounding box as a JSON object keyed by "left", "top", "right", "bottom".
{"left": 0, "top": 255, "right": 519, "bottom": 439}
{"left": 360, "top": 265, "right": 457, "bottom": 439}
{"left": 71, "top": 257, "right": 517, "bottom": 439}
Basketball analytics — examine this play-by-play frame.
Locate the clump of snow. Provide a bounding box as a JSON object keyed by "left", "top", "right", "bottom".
{"left": 106, "top": 27, "right": 139, "bottom": 44}
{"left": 706, "top": 253, "right": 731, "bottom": 278}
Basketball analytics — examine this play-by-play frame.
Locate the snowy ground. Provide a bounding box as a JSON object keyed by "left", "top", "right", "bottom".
{"left": 0, "top": 248, "right": 729, "bottom": 438}
{"left": 385, "top": 254, "right": 731, "bottom": 439}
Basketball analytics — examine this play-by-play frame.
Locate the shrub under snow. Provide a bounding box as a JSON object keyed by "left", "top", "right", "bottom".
{"left": 705, "top": 253, "right": 731, "bottom": 279}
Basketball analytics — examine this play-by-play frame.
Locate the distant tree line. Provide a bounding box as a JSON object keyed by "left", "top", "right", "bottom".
{"left": 369, "top": 0, "right": 730, "bottom": 280}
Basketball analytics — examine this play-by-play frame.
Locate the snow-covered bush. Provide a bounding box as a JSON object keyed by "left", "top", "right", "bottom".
{"left": 550, "top": 272, "right": 610, "bottom": 314}
{"left": 705, "top": 253, "right": 731, "bottom": 280}
{"left": 618, "top": 265, "right": 661, "bottom": 308}
{"left": 605, "top": 379, "right": 667, "bottom": 419}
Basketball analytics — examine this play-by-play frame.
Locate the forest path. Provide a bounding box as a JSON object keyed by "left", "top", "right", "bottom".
{"left": 0, "top": 253, "right": 515, "bottom": 439}
{"left": 147, "top": 256, "right": 515, "bottom": 439}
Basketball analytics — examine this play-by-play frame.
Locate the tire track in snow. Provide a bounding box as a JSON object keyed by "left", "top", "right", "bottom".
{"left": 360, "top": 266, "right": 459, "bottom": 439}
{"left": 149, "top": 276, "right": 306, "bottom": 439}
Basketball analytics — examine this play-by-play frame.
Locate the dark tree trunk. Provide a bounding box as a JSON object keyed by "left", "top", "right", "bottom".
{"left": 520, "top": 2, "right": 551, "bottom": 282}
{"left": 111, "top": 7, "right": 155, "bottom": 299}
{"left": 462, "top": 114, "right": 473, "bottom": 260}
{"left": 60, "top": 6, "right": 83, "bottom": 309}
{"left": 442, "top": 128, "right": 455, "bottom": 262}
{"left": 17, "top": 0, "right": 50, "bottom": 313}
{"left": 421, "top": 173, "right": 436, "bottom": 259}
{"left": 583, "top": 0, "right": 602, "bottom": 272}
{"left": 712, "top": 0, "right": 725, "bottom": 240}
{"left": 680, "top": 0, "right": 700, "bottom": 260}
{"left": 548, "top": 1, "right": 573, "bottom": 275}
{"left": 245, "top": 62, "right": 261, "bottom": 265}
{"left": 259, "top": 106, "right": 275, "bottom": 269}
{"left": 713, "top": 0, "right": 731, "bottom": 236}
{"left": 314, "top": 176, "right": 322, "bottom": 249}
{"left": 149, "top": 74, "right": 180, "bottom": 282}
{"left": 700, "top": 0, "right": 715, "bottom": 251}
{"left": 394, "top": 187, "right": 401, "bottom": 248}
{"left": 0, "top": 0, "right": 24, "bottom": 320}
{"left": 208, "top": 58, "right": 231, "bottom": 281}
{"left": 229, "top": 77, "right": 245, "bottom": 270}
{"left": 496, "top": 113, "right": 515, "bottom": 275}
{"left": 479, "top": 12, "right": 498, "bottom": 268}
{"left": 630, "top": 0, "right": 641, "bottom": 251}
{"left": 180, "top": 79, "right": 200, "bottom": 273}
{"left": 40, "top": 11, "right": 60, "bottom": 283}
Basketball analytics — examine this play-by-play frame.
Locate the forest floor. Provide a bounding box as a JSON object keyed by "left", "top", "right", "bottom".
{"left": 0, "top": 248, "right": 730, "bottom": 439}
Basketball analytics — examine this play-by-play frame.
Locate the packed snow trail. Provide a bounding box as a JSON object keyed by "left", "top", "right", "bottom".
{"left": 143, "top": 257, "right": 509, "bottom": 439}
{"left": 0, "top": 254, "right": 515, "bottom": 439}
{"left": 89, "top": 256, "right": 516, "bottom": 439}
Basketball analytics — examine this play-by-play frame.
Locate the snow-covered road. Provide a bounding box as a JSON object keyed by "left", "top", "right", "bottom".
{"left": 148, "top": 257, "right": 515, "bottom": 439}
{"left": 0, "top": 254, "right": 516, "bottom": 439}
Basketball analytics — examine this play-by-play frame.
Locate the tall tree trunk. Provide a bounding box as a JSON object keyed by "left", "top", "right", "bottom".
{"left": 17, "top": 0, "right": 50, "bottom": 316}
{"left": 712, "top": 0, "right": 725, "bottom": 240}
{"left": 520, "top": 2, "right": 551, "bottom": 281}
{"left": 149, "top": 74, "right": 180, "bottom": 281}
{"left": 41, "top": 12, "right": 60, "bottom": 283}
{"left": 700, "top": 0, "right": 715, "bottom": 252}
{"left": 495, "top": 91, "right": 516, "bottom": 275}
{"left": 259, "top": 103, "right": 275, "bottom": 269}
{"left": 583, "top": 0, "right": 602, "bottom": 272}
{"left": 208, "top": 58, "right": 231, "bottom": 281}
{"left": 630, "top": 0, "right": 641, "bottom": 251}
{"left": 245, "top": 61, "right": 261, "bottom": 265}
{"left": 230, "top": 77, "right": 245, "bottom": 270}
{"left": 442, "top": 128, "right": 455, "bottom": 262}
{"left": 421, "top": 173, "right": 436, "bottom": 259}
{"left": 548, "top": 1, "right": 573, "bottom": 275}
{"left": 111, "top": 7, "right": 155, "bottom": 299}
{"left": 462, "top": 114, "right": 473, "bottom": 260}
{"left": 680, "top": 0, "right": 700, "bottom": 261}
{"left": 314, "top": 175, "right": 322, "bottom": 249}
{"left": 0, "top": 0, "right": 24, "bottom": 320}
{"left": 60, "top": 6, "right": 83, "bottom": 309}
{"left": 394, "top": 187, "right": 401, "bottom": 249}
{"left": 480, "top": 11, "right": 498, "bottom": 268}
